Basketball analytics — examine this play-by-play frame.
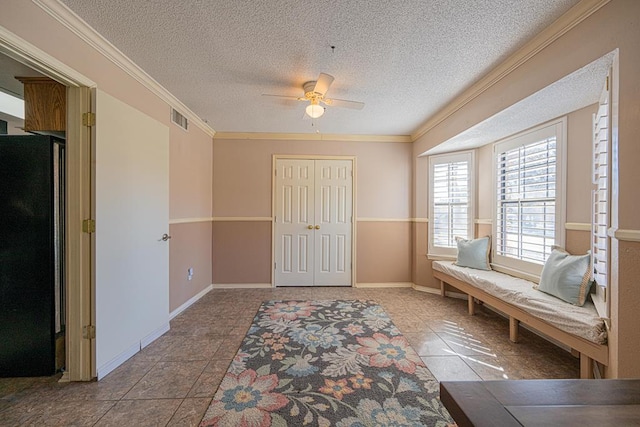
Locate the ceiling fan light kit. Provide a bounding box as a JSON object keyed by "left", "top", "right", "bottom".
{"left": 305, "top": 102, "right": 325, "bottom": 118}
{"left": 263, "top": 73, "right": 364, "bottom": 120}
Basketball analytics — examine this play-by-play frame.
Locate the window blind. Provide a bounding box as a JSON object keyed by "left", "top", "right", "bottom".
{"left": 496, "top": 137, "right": 556, "bottom": 264}
{"left": 592, "top": 98, "right": 609, "bottom": 288}
{"left": 433, "top": 160, "right": 470, "bottom": 247}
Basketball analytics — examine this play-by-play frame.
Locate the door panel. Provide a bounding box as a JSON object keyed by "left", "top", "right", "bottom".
{"left": 275, "top": 158, "right": 352, "bottom": 287}
{"left": 314, "top": 160, "right": 352, "bottom": 285}
{"left": 94, "top": 90, "right": 169, "bottom": 377}
{"left": 275, "top": 159, "right": 314, "bottom": 285}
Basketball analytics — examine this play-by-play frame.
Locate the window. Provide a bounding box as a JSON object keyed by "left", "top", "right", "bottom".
{"left": 493, "top": 119, "right": 565, "bottom": 276}
{"left": 429, "top": 151, "right": 474, "bottom": 257}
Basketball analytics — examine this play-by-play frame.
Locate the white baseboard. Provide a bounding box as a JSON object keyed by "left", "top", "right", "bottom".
{"left": 96, "top": 322, "right": 170, "bottom": 380}
{"left": 355, "top": 282, "right": 413, "bottom": 288}
{"left": 170, "top": 284, "right": 213, "bottom": 320}
{"left": 97, "top": 341, "right": 139, "bottom": 380}
{"left": 141, "top": 322, "right": 170, "bottom": 349}
{"left": 213, "top": 283, "right": 272, "bottom": 289}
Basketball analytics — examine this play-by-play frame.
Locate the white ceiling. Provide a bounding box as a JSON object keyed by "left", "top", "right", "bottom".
{"left": 59, "top": 0, "right": 581, "bottom": 136}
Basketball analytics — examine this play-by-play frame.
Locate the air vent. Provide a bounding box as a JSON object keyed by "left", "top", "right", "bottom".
{"left": 171, "top": 108, "right": 188, "bottom": 131}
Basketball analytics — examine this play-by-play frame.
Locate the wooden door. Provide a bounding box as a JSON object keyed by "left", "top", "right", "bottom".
{"left": 274, "top": 158, "right": 352, "bottom": 286}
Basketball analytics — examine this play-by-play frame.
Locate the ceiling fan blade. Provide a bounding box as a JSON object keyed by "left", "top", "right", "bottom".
{"left": 324, "top": 98, "right": 365, "bottom": 110}
{"left": 313, "top": 73, "right": 334, "bottom": 96}
{"left": 262, "top": 94, "right": 305, "bottom": 101}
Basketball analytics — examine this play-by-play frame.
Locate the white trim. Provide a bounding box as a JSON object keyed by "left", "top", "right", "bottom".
{"left": 213, "top": 283, "right": 273, "bottom": 289}
{"left": 610, "top": 228, "right": 640, "bottom": 242}
{"left": 410, "top": 0, "right": 611, "bottom": 141}
{"left": 475, "top": 218, "right": 493, "bottom": 225}
{"left": 169, "top": 284, "right": 213, "bottom": 320}
{"left": 33, "top": 0, "right": 216, "bottom": 138}
{"left": 169, "top": 217, "right": 214, "bottom": 225}
{"left": 490, "top": 263, "right": 540, "bottom": 284}
{"left": 96, "top": 342, "right": 139, "bottom": 380}
{"left": 212, "top": 216, "right": 273, "bottom": 222}
{"left": 565, "top": 222, "right": 591, "bottom": 231}
{"left": 357, "top": 218, "right": 413, "bottom": 222}
{"left": 354, "top": 282, "right": 413, "bottom": 288}
{"left": 0, "top": 26, "right": 95, "bottom": 87}
{"left": 140, "top": 322, "right": 170, "bottom": 349}
{"left": 215, "top": 132, "right": 411, "bottom": 143}
{"left": 427, "top": 254, "right": 456, "bottom": 261}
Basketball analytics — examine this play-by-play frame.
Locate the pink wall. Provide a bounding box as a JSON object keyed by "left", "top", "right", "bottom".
{"left": 1, "top": 2, "right": 215, "bottom": 314}
{"left": 212, "top": 137, "right": 413, "bottom": 285}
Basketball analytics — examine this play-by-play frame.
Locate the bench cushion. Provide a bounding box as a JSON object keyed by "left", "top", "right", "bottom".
{"left": 433, "top": 260, "right": 607, "bottom": 345}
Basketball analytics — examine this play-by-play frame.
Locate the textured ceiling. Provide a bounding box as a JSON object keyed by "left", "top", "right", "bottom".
{"left": 60, "top": 0, "right": 580, "bottom": 136}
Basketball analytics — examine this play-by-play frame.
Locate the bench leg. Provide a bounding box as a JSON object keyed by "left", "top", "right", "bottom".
{"left": 440, "top": 279, "right": 446, "bottom": 297}
{"left": 467, "top": 295, "right": 475, "bottom": 315}
{"left": 580, "top": 354, "right": 594, "bottom": 379}
{"left": 509, "top": 317, "right": 519, "bottom": 343}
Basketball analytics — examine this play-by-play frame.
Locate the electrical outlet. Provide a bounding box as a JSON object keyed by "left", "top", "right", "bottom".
{"left": 187, "top": 267, "right": 194, "bottom": 281}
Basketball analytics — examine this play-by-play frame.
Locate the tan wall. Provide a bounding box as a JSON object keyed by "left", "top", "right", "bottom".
{"left": 412, "top": 0, "right": 640, "bottom": 377}
{"left": 1, "top": 2, "right": 215, "bottom": 314}
{"left": 212, "top": 138, "right": 413, "bottom": 285}
{"left": 212, "top": 221, "right": 272, "bottom": 284}
{"left": 169, "top": 222, "right": 213, "bottom": 311}
{"left": 168, "top": 125, "right": 213, "bottom": 310}
{"left": 356, "top": 222, "right": 412, "bottom": 283}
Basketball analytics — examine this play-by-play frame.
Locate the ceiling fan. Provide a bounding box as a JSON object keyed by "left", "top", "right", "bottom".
{"left": 263, "top": 73, "right": 364, "bottom": 118}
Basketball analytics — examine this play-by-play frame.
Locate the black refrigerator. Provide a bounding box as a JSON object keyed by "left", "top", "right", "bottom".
{"left": 0, "top": 134, "right": 65, "bottom": 377}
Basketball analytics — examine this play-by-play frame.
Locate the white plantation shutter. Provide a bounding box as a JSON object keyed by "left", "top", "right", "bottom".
{"left": 592, "top": 84, "right": 609, "bottom": 290}
{"left": 496, "top": 138, "right": 556, "bottom": 263}
{"left": 429, "top": 152, "right": 474, "bottom": 257}
{"left": 493, "top": 119, "right": 565, "bottom": 275}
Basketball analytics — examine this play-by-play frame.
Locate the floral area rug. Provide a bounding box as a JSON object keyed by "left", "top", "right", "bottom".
{"left": 200, "top": 300, "right": 454, "bottom": 427}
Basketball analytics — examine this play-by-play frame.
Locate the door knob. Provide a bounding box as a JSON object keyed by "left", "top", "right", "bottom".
{"left": 315, "top": 225, "right": 320, "bottom": 230}
{"left": 307, "top": 225, "right": 314, "bottom": 230}
{"left": 161, "top": 233, "right": 172, "bottom": 241}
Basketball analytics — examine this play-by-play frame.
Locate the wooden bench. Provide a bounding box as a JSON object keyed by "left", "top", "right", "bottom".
{"left": 432, "top": 261, "right": 608, "bottom": 379}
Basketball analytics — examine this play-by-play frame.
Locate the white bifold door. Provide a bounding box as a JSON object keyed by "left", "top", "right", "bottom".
{"left": 275, "top": 159, "right": 353, "bottom": 286}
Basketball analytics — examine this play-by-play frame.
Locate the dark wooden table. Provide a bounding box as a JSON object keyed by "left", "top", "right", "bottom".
{"left": 440, "top": 379, "right": 640, "bottom": 426}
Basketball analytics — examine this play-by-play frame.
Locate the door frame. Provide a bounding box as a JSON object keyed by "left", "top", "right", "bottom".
{"left": 272, "top": 155, "right": 357, "bottom": 287}
{"left": 0, "top": 27, "right": 96, "bottom": 380}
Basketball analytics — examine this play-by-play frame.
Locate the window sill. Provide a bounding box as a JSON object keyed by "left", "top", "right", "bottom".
{"left": 490, "top": 263, "right": 540, "bottom": 284}
{"left": 426, "top": 254, "right": 456, "bottom": 261}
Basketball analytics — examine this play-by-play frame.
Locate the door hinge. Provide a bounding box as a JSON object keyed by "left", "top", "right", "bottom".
{"left": 82, "top": 325, "right": 96, "bottom": 339}
{"left": 82, "top": 219, "right": 96, "bottom": 233}
{"left": 274, "top": 169, "right": 277, "bottom": 176}
{"left": 82, "top": 112, "right": 96, "bottom": 127}
{"left": 606, "top": 76, "right": 609, "bottom": 91}
{"left": 274, "top": 262, "right": 276, "bottom": 270}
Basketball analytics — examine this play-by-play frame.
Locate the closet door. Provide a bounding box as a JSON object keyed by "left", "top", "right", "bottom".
{"left": 274, "top": 159, "right": 315, "bottom": 286}
{"left": 314, "top": 160, "right": 352, "bottom": 286}
{"left": 274, "top": 158, "right": 352, "bottom": 286}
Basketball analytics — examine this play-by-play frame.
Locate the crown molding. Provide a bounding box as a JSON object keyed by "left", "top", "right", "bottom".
{"left": 410, "top": 0, "right": 611, "bottom": 141}
{"left": 0, "top": 25, "right": 95, "bottom": 88}
{"left": 214, "top": 132, "right": 411, "bottom": 143}
{"left": 33, "top": 0, "right": 216, "bottom": 138}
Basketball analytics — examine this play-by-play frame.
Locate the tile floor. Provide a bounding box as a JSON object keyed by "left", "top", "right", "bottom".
{"left": 0, "top": 287, "right": 579, "bottom": 426}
